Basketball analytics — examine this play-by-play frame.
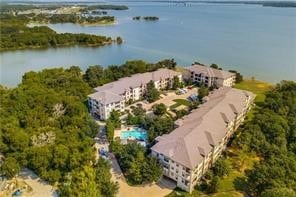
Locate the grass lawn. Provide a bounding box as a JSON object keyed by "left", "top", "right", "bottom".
{"left": 234, "top": 79, "right": 272, "bottom": 104}
{"left": 166, "top": 148, "right": 260, "bottom": 197}
{"left": 170, "top": 99, "right": 191, "bottom": 110}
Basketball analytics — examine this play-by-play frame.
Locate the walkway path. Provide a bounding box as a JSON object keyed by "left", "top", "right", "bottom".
{"left": 19, "top": 169, "right": 58, "bottom": 197}
{"left": 109, "top": 154, "right": 176, "bottom": 197}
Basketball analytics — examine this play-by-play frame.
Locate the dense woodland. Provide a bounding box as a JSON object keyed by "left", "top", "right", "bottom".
{"left": 29, "top": 14, "right": 115, "bottom": 25}
{"left": 0, "top": 14, "right": 114, "bottom": 51}
{"left": 0, "top": 4, "right": 128, "bottom": 14}
{"left": 234, "top": 81, "right": 296, "bottom": 196}
{"left": 0, "top": 59, "right": 178, "bottom": 195}
{"left": 0, "top": 67, "right": 117, "bottom": 196}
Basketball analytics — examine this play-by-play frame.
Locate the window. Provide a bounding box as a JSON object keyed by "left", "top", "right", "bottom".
{"left": 164, "top": 157, "right": 169, "bottom": 163}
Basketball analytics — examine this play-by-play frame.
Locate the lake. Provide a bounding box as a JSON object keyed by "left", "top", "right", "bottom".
{"left": 0, "top": 2, "right": 295, "bottom": 86}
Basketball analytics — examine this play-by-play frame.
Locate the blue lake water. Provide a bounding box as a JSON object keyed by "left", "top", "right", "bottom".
{"left": 0, "top": 2, "right": 295, "bottom": 86}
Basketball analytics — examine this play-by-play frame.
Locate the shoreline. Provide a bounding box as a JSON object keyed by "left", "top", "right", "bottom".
{"left": 27, "top": 20, "right": 117, "bottom": 27}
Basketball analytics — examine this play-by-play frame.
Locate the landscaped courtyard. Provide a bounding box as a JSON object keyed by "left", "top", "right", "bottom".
{"left": 126, "top": 87, "right": 198, "bottom": 115}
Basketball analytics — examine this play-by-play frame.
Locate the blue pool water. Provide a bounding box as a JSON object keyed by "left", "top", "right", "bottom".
{"left": 121, "top": 128, "right": 147, "bottom": 141}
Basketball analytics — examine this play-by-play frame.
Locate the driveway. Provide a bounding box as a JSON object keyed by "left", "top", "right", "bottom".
{"left": 109, "top": 154, "right": 176, "bottom": 197}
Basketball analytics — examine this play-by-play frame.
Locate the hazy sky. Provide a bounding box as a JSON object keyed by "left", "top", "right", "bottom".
{"left": 3, "top": 0, "right": 295, "bottom": 2}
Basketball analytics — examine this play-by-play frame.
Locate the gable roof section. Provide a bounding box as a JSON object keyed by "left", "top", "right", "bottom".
{"left": 186, "top": 64, "right": 235, "bottom": 80}
{"left": 151, "top": 87, "right": 254, "bottom": 169}
{"left": 88, "top": 91, "right": 123, "bottom": 105}
{"left": 94, "top": 68, "right": 181, "bottom": 95}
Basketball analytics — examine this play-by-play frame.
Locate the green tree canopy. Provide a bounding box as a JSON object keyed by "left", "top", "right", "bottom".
{"left": 152, "top": 103, "right": 167, "bottom": 116}
{"left": 146, "top": 80, "right": 160, "bottom": 103}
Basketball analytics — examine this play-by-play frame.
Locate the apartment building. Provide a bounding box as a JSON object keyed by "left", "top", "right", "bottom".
{"left": 151, "top": 87, "right": 254, "bottom": 193}
{"left": 185, "top": 64, "right": 236, "bottom": 87}
{"left": 88, "top": 68, "right": 182, "bottom": 120}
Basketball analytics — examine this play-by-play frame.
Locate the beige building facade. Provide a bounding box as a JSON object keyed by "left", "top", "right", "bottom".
{"left": 185, "top": 64, "right": 236, "bottom": 88}
{"left": 88, "top": 68, "right": 182, "bottom": 120}
{"left": 151, "top": 87, "right": 254, "bottom": 192}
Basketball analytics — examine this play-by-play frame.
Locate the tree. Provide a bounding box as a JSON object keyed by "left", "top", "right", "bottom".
{"left": 229, "top": 70, "right": 243, "bottom": 83}
{"left": 84, "top": 65, "right": 104, "bottom": 87}
{"left": 207, "top": 176, "right": 219, "bottom": 194}
{"left": 96, "top": 158, "right": 118, "bottom": 197}
{"left": 116, "top": 36, "right": 123, "bottom": 44}
{"left": 113, "top": 143, "right": 162, "bottom": 185}
{"left": 60, "top": 165, "right": 101, "bottom": 197}
{"left": 172, "top": 76, "right": 181, "bottom": 90}
{"left": 106, "top": 120, "right": 115, "bottom": 143}
{"left": 156, "top": 59, "right": 177, "bottom": 69}
{"left": 142, "top": 156, "right": 163, "bottom": 182}
{"left": 146, "top": 80, "right": 160, "bottom": 103}
{"left": 132, "top": 106, "right": 146, "bottom": 116}
{"left": 1, "top": 157, "right": 20, "bottom": 179}
{"left": 210, "top": 64, "right": 219, "bottom": 69}
{"left": 109, "top": 110, "right": 121, "bottom": 129}
{"left": 152, "top": 103, "right": 167, "bottom": 116}
{"left": 198, "top": 85, "right": 209, "bottom": 100}
{"left": 261, "top": 188, "right": 296, "bottom": 197}
{"left": 213, "top": 158, "right": 230, "bottom": 177}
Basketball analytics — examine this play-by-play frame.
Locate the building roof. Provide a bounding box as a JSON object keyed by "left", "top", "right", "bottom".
{"left": 88, "top": 91, "right": 123, "bottom": 105}
{"left": 186, "top": 64, "right": 235, "bottom": 80}
{"left": 151, "top": 87, "right": 254, "bottom": 170}
{"left": 94, "top": 68, "right": 181, "bottom": 95}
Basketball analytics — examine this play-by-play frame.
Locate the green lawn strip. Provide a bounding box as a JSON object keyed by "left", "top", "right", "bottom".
{"left": 234, "top": 79, "right": 272, "bottom": 103}
{"left": 215, "top": 148, "right": 259, "bottom": 195}
{"left": 170, "top": 99, "right": 191, "bottom": 110}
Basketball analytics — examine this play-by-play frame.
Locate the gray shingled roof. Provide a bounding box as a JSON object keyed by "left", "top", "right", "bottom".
{"left": 88, "top": 91, "right": 123, "bottom": 105}
{"left": 186, "top": 64, "right": 235, "bottom": 79}
{"left": 151, "top": 87, "right": 254, "bottom": 169}
{"left": 94, "top": 68, "right": 181, "bottom": 95}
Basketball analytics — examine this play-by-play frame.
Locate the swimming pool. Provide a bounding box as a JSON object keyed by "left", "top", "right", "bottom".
{"left": 121, "top": 128, "right": 147, "bottom": 141}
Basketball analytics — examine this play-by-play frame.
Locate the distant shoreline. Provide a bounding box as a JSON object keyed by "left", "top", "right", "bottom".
{"left": 2, "top": 0, "right": 295, "bottom": 8}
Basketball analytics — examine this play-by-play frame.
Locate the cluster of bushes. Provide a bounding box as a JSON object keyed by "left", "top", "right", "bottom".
{"left": 133, "top": 16, "right": 159, "bottom": 21}
{"left": 110, "top": 141, "right": 162, "bottom": 185}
